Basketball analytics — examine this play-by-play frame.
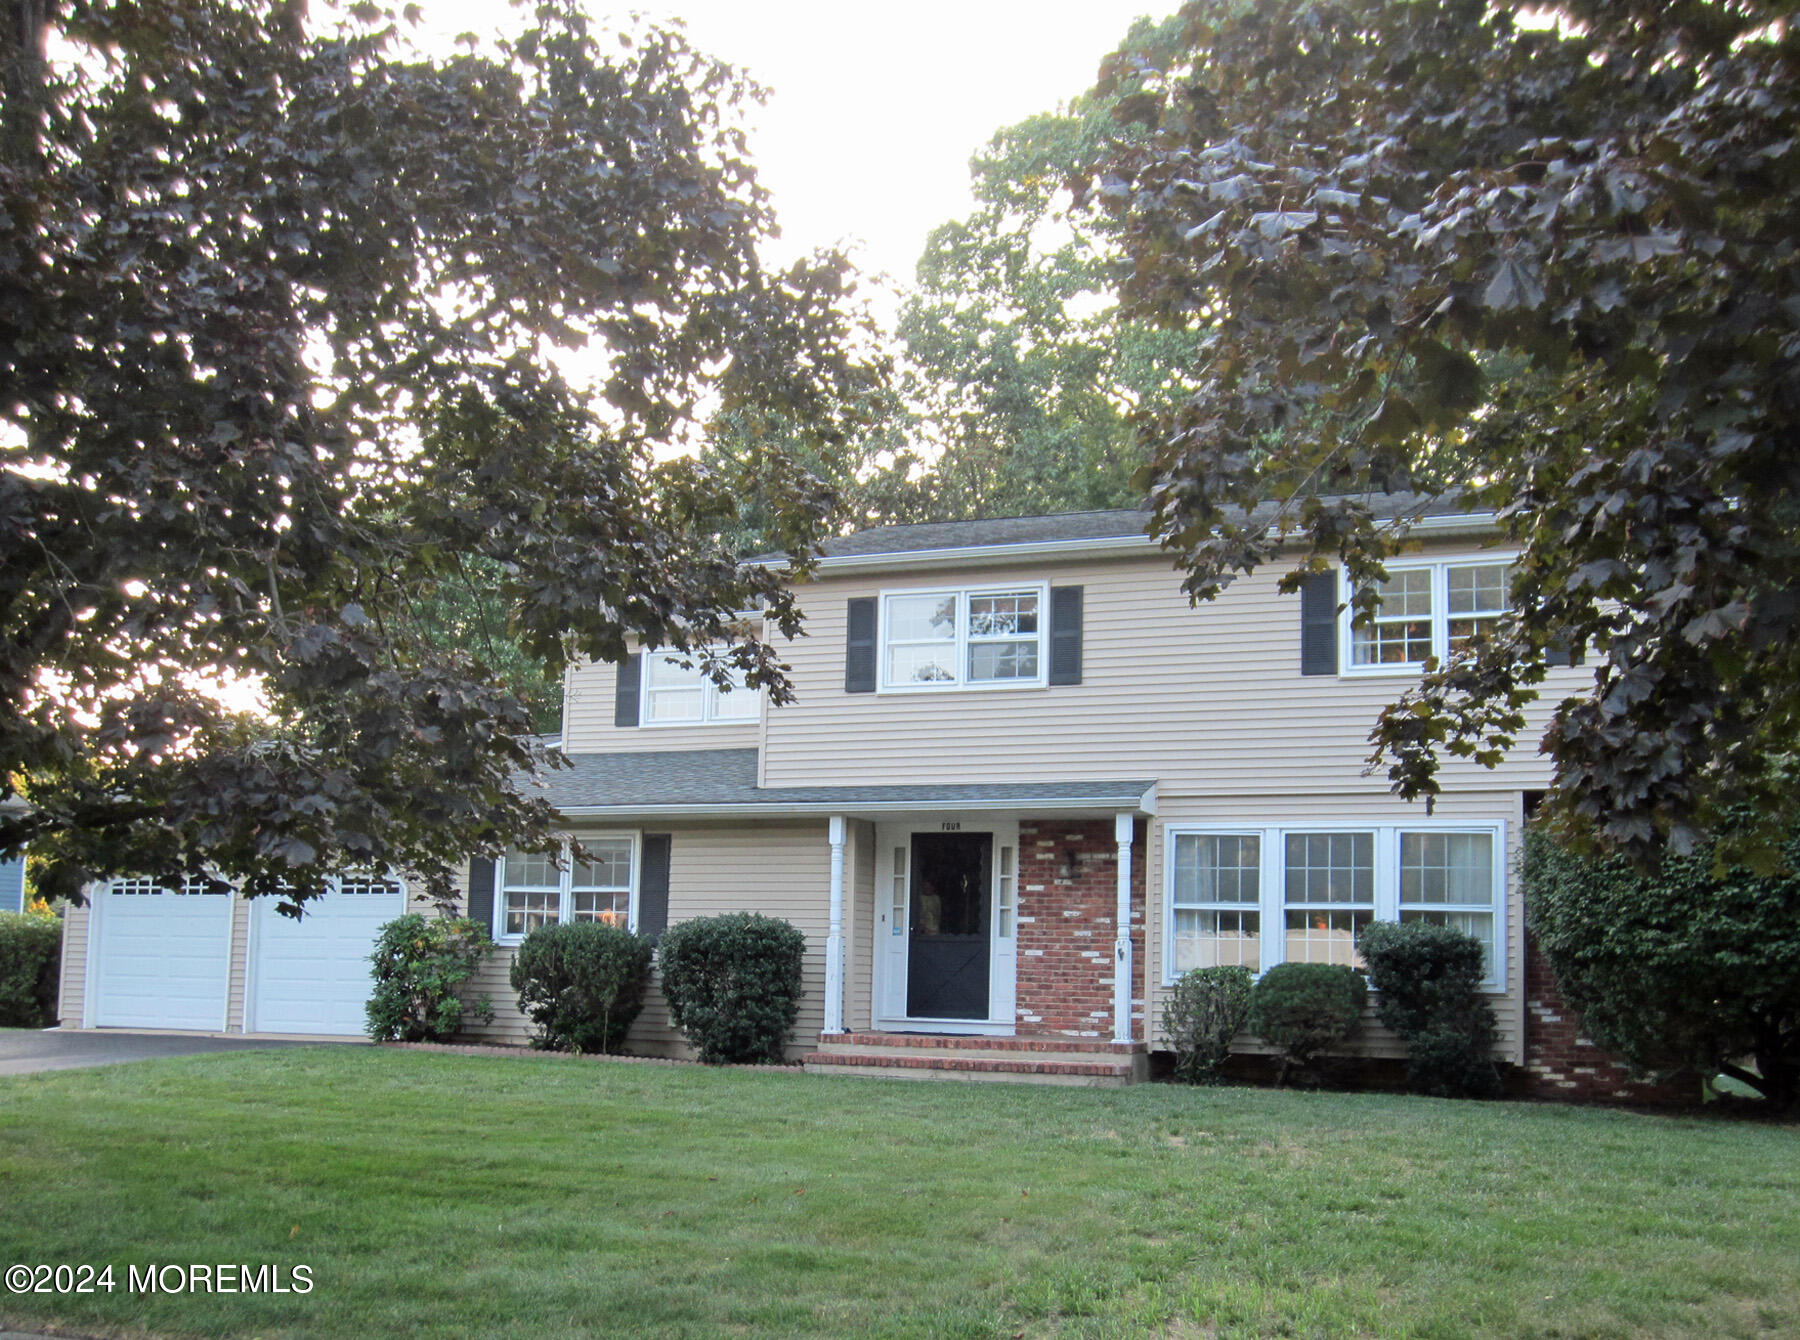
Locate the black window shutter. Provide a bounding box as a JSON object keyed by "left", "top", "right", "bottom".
{"left": 466, "top": 857, "right": 496, "bottom": 932}
{"left": 613, "top": 653, "right": 642, "bottom": 727}
{"left": 1048, "top": 585, "right": 1084, "bottom": 686}
{"left": 1300, "top": 572, "right": 1340, "bottom": 676}
{"left": 1544, "top": 639, "right": 1585, "bottom": 668}
{"left": 844, "top": 598, "right": 877, "bottom": 693}
{"left": 637, "top": 834, "right": 672, "bottom": 938}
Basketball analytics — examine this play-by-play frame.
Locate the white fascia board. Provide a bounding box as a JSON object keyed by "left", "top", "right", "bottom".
{"left": 555, "top": 793, "right": 1159, "bottom": 820}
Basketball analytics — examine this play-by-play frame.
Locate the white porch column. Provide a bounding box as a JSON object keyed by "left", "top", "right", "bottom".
{"left": 824, "top": 815, "right": 847, "bottom": 1036}
{"left": 1113, "top": 811, "right": 1135, "bottom": 1045}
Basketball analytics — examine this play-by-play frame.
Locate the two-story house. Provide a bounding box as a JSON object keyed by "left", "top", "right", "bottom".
{"left": 56, "top": 499, "right": 1666, "bottom": 1098}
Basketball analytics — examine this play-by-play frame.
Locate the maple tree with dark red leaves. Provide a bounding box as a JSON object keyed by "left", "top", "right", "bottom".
{"left": 0, "top": 0, "right": 882, "bottom": 905}
{"left": 1094, "top": 0, "right": 1800, "bottom": 860}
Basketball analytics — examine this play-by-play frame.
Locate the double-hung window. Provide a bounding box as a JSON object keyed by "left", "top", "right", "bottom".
{"left": 1165, "top": 822, "right": 1505, "bottom": 989}
{"left": 498, "top": 836, "right": 637, "bottom": 941}
{"left": 1345, "top": 557, "right": 1512, "bottom": 672}
{"left": 880, "top": 584, "right": 1046, "bottom": 691}
{"left": 1170, "top": 833, "right": 1262, "bottom": 972}
{"left": 642, "top": 650, "right": 760, "bottom": 725}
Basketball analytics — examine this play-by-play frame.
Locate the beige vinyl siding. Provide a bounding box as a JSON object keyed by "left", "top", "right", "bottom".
{"left": 561, "top": 656, "right": 762, "bottom": 755}
{"left": 847, "top": 819, "right": 876, "bottom": 1033}
{"left": 58, "top": 901, "right": 89, "bottom": 1027}
{"left": 463, "top": 820, "right": 831, "bottom": 1058}
{"left": 1143, "top": 790, "right": 1527, "bottom": 1064}
{"left": 762, "top": 552, "right": 1581, "bottom": 795}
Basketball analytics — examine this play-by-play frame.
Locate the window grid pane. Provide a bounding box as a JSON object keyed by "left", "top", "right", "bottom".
{"left": 1351, "top": 567, "right": 1435, "bottom": 665}
{"left": 1399, "top": 832, "right": 1493, "bottom": 906}
{"left": 890, "top": 847, "right": 906, "bottom": 936}
{"left": 571, "top": 890, "right": 630, "bottom": 925}
{"left": 1283, "top": 832, "right": 1373, "bottom": 905}
{"left": 967, "top": 592, "right": 1040, "bottom": 683}
{"left": 997, "top": 846, "right": 1016, "bottom": 938}
{"left": 1284, "top": 909, "right": 1372, "bottom": 967}
{"left": 1447, "top": 563, "right": 1509, "bottom": 650}
{"left": 1173, "top": 908, "right": 1261, "bottom": 973}
{"left": 504, "top": 890, "right": 559, "bottom": 936}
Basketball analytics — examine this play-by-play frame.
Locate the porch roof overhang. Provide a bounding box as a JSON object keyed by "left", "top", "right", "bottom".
{"left": 529, "top": 748, "right": 1157, "bottom": 820}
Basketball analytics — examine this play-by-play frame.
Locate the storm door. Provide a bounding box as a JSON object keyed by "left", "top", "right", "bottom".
{"left": 905, "top": 832, "right": 993, "bottom": 1019}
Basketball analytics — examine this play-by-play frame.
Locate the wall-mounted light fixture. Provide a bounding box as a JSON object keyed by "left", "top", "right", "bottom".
{"left": 1060, "top": 849, "right": 1081, "bottom": 880}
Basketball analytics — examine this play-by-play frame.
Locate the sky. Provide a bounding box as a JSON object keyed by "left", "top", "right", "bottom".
{"left": 415, "top": 1, "right": 1171, "bottom": 319}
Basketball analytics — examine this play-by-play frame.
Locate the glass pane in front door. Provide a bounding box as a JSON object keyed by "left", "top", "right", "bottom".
{"left": 906, "top": 832, "right": 993, "bottom": 1019}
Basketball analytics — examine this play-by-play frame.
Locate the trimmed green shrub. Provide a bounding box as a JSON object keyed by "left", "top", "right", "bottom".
{"left": 0, "top": 909, "right": 61, "bottom": 1027}
{"left": 1162, "top": 965, "right": 1254, "bottom": 1084}
{"left": 1357, "top": 919, "right": 1500, "bottom": 1098}
{"left": 509, "top": 921, "right": 654, "bottom": 1054}
{"left": 366, "top": 914, "right": 494, "bottom": 1043}
{"left": 1526, "top": 819, "right": 1800, "bottom": 1110}
{"left": 656, "top": 912, "right": 806, "bottom": 1064}
{"left": 1247, "top": 962, "right": 1367, "bottom": 1083}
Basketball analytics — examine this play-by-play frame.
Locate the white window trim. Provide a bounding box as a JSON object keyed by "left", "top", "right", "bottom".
{"left": 494, "top": 832, "right": 640, "bottom": 945}
{"left": 639, "top": 648, "right": 761, "bottom": 728}
{"left": 1163, "top": 819, "right": 1507, "bottom": 992}
{"left": 1337, "top": 552, "right": 1517, "bottom": 677}
{"left": 876, "top": 581, "right": 1050, "bottom": 694}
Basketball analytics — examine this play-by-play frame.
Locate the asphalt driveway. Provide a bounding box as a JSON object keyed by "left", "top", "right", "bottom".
{"left": 0, "top": 1028, "right": 357, "bottom": 1076}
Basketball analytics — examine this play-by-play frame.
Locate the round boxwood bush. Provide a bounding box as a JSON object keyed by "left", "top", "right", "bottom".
{"left": 1247, "top": 962, "right": 1367, "bottom": 1083}
{"left": 1357, "top": 919, "right": 1500, "bottom": 1098}
{"left": 0, "top": 909, "right": 62, "bottom": 1028}
{"left": 1162, "top": 965, "right": 1254, "bottom": 1085}
{"left": 366, "top": 914, "right": 494, "bottom": 1043}
{"left": 656, "top": 912, "right": 806, "bottom": 1064}
{"left": 510, "top": 921, "right": 654, "bottom": 1054}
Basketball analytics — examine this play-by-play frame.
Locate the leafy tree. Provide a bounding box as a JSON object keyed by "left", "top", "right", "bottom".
{"left": 0, "top": 0, "right": 879, "bottom": 904}
{"left": 893, "top": 15, "right": 1199, "bottom": 522}
{"left": 1093, "top": 0, "right": 1800, "bottom": 858}
{"left": 1525, "top": 820, "right": 1800, "bottom": 1110}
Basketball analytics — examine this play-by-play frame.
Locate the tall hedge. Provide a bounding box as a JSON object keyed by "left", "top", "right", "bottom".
{"left": 1525, "top": 821, "right": 1800, "bottom": 1110}
{"left": 0, "top": 910, "right": 61, "bottom": 1027}
{"left": 656, "top": 912, "right": 805, "bottom": 1064}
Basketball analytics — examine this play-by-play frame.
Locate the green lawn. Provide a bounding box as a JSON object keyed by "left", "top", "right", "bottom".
{"left": 0, "top": 1048, "right": 1794, "bottom": 1339}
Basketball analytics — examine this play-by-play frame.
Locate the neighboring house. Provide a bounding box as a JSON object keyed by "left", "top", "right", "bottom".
{"left": 53, "top": 499, "right": 1669, "bottom": 1097}
{"left": 0, "top": 853, "right": 25, "bottom": 916}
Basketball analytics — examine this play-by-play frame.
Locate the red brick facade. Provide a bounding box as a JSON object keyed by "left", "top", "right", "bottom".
{"left": 1015, "top": 819, "right": 1147, "bottom": 1039}
{"left": 1519, "top": 929, "right": 1699, "bottom": 1105}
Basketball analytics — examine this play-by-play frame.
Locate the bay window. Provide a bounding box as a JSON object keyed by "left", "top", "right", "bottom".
{"left": 1165, "top": 822, "right": 1505, "bottom": 988}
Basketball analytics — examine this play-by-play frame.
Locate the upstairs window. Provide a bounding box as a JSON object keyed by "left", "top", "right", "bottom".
{"left": 642, "top": 650, "right": 759, "bottom": 725}
{"left": 880, "top": 584, "right": 1046, "bottom": 691}
{"left": 1345, "top": 558, "right": 1512, "bottom": 672}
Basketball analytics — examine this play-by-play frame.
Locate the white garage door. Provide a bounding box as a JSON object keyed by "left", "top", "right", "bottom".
{"left": 246, "top": 877, "right": 405, "bottom": 1035}
{"left": 92, "top": 879, "right": 233, "bottom": 1030}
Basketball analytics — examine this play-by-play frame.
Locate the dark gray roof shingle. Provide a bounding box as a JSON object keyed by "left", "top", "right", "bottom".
{"left": 747, "top": 491, "right": 1483, "bottom": 565}
{"left": 526, "top": 749, "right": 1152, "bottom": 813}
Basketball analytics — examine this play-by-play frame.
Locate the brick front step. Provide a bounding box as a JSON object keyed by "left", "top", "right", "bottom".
{"left": 803, "top": 1031, "right": 1149, "bottom": 1087}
